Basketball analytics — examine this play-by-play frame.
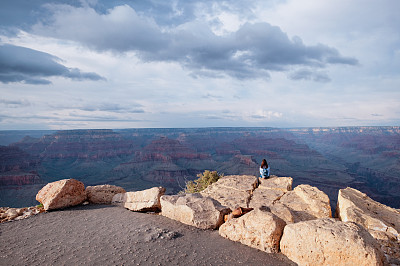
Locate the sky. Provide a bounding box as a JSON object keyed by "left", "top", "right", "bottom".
{"left": 0, "top": 0, "right": 399, "bottom": 130}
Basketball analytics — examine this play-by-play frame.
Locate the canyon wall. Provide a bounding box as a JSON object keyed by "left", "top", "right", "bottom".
{"left": 1, "top": 127, "right": 399, "bottom": 209}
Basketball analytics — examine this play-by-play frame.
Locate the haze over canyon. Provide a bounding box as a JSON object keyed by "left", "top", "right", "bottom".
{"left": 0, "top": 126, "right": 399, "bottom": 210}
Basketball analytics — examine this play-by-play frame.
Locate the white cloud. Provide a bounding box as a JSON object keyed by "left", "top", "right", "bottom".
{"left": 0, "top": 0, "right": 399, "bottom": 129}
{"left": 28, "top": 3, "right": 357, "bottom": 80}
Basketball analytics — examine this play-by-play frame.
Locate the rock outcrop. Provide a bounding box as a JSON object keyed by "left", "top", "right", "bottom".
{"left": 160, "top": 193, "right": 230, "bottom": 229}
{"left": 36, "top": 179, "right": 86, "bottom": 211}
{"left": 200, "top": 175, "right": 258, "bottom": 209}
{"left": 249, "top": 176, "right": 292, "bottom": 211}
{"left": 219, "top": 208, "right": 286, "bottom": 253}
{"left": 258, "top": 175, "right": 293, "bottom": 192}
{"left": 278, "top": 184, "right": 332, "bottom": 223}
{"left": 112, "top": 187, "right": 165, "bottom": 212}
{"left": 280, "top": 218, "right": 386, "bottom": 266}
{"left": 336, "top": 187, "right": 400, "bottom": 263}
{"left": 0, "top": 206, "right": 45, "bottom": 223}
{"left": 249, "top": 177, "right": 330, "bottom": 224}
{"left": 7, "top": 174, "right": 399, "bottom": 264}
{"left": 86, "top": 185, "right": 126, "bottom": 204}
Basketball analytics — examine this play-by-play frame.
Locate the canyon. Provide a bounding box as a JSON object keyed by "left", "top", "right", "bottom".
{"left": 0, "top": 126, "right": 399, "bottom": 209}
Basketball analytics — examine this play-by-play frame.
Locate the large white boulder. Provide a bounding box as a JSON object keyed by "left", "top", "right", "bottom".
{"left": 248, "top": 176, "right": 294, "bottom": 224}
{"left": 336, "top": 187, "right": 400, "bottom": 263}
{"left": 280, "top": 218, "right": 385, "bottom": 266}
{"left": 160, "top": 193, "right": 230, "bottom": 229}
{"left": 36, "top": 179, "right": 86, "bottom": 211}
{"left": 278, "top": 184, "right": 331, "bottom": 222}
{"left": 200, "top": 175, "right": 258, "bottom": 209}
{"left": 112, "top": 187, "right": 165, "bottom": 212}
{"left": 219, "top": 208, "right": 286, "bottom": 253}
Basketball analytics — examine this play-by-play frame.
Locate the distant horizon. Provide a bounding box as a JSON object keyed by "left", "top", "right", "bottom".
{"left": 1, "top": 125, "right": 400, "bottom": 130}
{"left": 1, "top": 125, "right": 399, "bottom": 132}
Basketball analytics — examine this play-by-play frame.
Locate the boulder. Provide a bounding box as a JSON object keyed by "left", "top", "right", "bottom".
{"left": 160, "top": 193, "right": 230, "bottom": 230}
{"left": 36, "top": 179, "right": 86, "bottom": 211}
{"left": 336, "top": 187, "right": 400, "bottom": 263}
{"left": 258, "top": 176, "right": 293, "bottom": 192}
{"left": 112, "top": 187, "right": 165, "bottom": 212}
{"left": 249, "top": 188, "right": 285, "bottom": 209}
{"left": 248, "top": 176, "right": 295, "bottom": 224}
{"left": 200, "top": 175, "right": 258, "bottom": 209}
{"left": 261, "top": 203, "right": 294, "bottom": 224}
{"left": 280, "top": 218, "right": 385, "bottom": 266}
{"left": 86, "top": 185, "right": 126, "bottom": 204}
{"left": 278, "top": 184, "right": 331, "bottom": 222}
{"left": 219, "top": 208, "right": 286, "bottom": 253}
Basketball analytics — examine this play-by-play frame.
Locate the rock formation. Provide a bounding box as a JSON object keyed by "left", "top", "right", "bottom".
{"left": 36, "top": 179, "right": 86, "bottom": 210}
{"left": 249, "top": 176, "right": 294, "bottom": 222}
{"left": 249, "top": 176, "right": 331, "bottom": 224}
{"left": 112, "top": 187, "right": 165, "bottom": 212}
{"left": 258, "top": 175, "right": 292, "bottom": 190}
{"left": 219, "top": 207, "right": 286, "bottom": 253}
{"left": 0, "top": 206, "right": 45, "bottom": 223}
{"left": 336, "top": 187, "right": 400, "bottom": 264}
{"left": 280, "top": 218, "right": 385, "bottom": 266}
{"left": 278, "top": 184, "right": 332, "bottom": 223}
{"left": 0, "top": 146, "right": 40, "bottom": 173}
{"left": 5, "top": 174, "right": 399, "bottom": 264}
{"left": 86, "top": 185, "right": 126, "bottom": 204}
{"left": 160, "top": 193, "right": 230, "bottom": 229}
{"left": 200, "top": 175, "right": 258, "bottom": 209}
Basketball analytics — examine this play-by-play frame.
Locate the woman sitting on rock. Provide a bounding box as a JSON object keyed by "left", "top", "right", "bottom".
{"left": 259, "top": 159, "right": 270, "bottom": 179}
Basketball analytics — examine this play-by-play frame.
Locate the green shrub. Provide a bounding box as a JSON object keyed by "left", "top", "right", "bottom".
{"left": 183, "top": 170, "right": 223, "bottom": 193}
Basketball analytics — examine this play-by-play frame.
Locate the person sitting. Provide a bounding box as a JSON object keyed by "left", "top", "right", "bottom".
{"left": 259, "top": 159, "right": 270, "bottom": 179}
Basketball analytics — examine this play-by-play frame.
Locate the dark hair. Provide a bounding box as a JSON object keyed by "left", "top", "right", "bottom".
{"left": 261, "top": 159, "right": 268, "bottom": 168}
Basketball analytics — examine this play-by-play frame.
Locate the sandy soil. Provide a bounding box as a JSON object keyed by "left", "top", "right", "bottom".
{"left": 0, "top": 205, "right": 295, "bottom": 266}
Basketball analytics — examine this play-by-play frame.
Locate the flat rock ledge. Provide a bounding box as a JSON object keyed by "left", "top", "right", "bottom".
{"left": 258, "top": 175, "right": 293, "bottom": 192}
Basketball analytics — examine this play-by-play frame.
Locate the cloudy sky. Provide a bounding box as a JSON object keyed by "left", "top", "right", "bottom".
{"left": 0, "top": 0, "right": 399, "bottom": 130}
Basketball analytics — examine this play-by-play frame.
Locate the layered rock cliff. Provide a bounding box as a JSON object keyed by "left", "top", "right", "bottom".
{"left": 0, "top": 146, "right": 43, "bottom": 187}
{"left": 113, "top": 137, "right": 216, "bottom": 189}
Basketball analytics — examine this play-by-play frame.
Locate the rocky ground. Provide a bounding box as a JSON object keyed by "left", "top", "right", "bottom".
{"left": 0, "top": 204, "right": 295, "bottom": 266}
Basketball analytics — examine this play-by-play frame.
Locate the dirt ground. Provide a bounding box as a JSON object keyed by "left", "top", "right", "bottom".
{"left": 0, "top": 204, "right": 295, "bottom": 265}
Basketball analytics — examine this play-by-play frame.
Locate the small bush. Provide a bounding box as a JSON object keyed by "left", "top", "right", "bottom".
{"left": 183, "top": 170, "right": 223, "bottom": 193}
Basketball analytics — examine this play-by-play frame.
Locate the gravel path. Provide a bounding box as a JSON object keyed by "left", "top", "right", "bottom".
{"left": 0, "top": 205, "right": 295, "bottom": 265}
